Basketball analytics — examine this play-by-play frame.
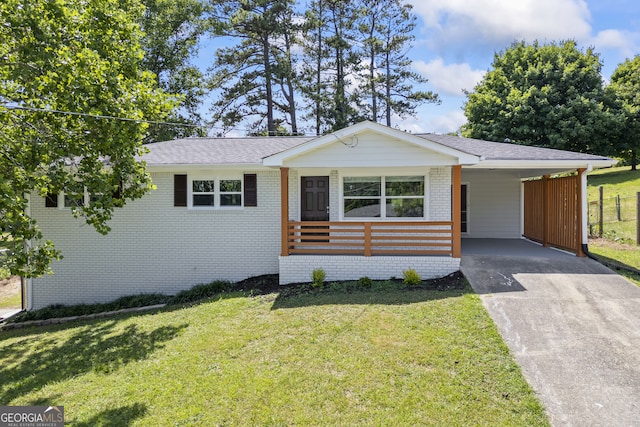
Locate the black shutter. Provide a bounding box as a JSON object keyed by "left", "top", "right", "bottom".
{"left": 244, "top": 174, "right": 257, "bottom": 207}
{"left": 45, "top": 193, "right": 58, "bottom": 207}
{"left": 113, "top": 179, "right": 123, "bottom": 200}
{"left": 174, "top": 174, "right": 187, "bottom": 207}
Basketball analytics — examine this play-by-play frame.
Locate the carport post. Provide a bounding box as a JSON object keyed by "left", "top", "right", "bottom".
{"left": 543, "top": 174, "right": 550, "bottom": 247}
{"left": 577, "top": 168, "right": 587, "bottom": 257}
{"left": 452, "top": 165, "right": 462, "bottom": 258}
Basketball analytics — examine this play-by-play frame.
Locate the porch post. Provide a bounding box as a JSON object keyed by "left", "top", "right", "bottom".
{"left": 280, "top": 167, "right": 289, "bottom": 257}
{"left": 576, "top": 168, "right": 587, "bottom": 257}
{"left": 452, "top": 165, "right": 462, "bottom": 258}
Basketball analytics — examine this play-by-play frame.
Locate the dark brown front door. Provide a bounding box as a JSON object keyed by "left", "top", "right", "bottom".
{"left": 301, "top": 176, "right": 329, "bottom": 221}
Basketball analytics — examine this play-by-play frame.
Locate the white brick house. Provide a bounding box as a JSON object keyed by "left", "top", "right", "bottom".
{"left": 26, "top": 122, "right": 614, "bottom": 309}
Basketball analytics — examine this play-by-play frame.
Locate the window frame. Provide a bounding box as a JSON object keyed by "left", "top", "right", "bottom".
{"left": 341, "top": 174, "right": 428, "bottom": 220}
{"left": 187, "top": 174, "right": 245, "bottom": 210}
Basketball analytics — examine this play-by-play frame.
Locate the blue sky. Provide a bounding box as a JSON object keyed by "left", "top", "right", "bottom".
{"left": 406, "top": 0, "right": 640, "bottom": 134}
{"left": 199, "top": 0, "right": 639, "bottom": 136}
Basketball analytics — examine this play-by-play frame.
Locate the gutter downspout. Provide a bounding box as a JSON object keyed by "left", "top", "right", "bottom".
{"left": 24, "top": 193, "right": 32, "bottom": 311}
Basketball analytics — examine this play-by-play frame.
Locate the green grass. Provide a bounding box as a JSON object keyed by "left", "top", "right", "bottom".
{"left": 0, "top": 285, "right": 549, "bottom": 426}
{"left": 0, "top": 290, "right": 20, "bottom": 310}
{"left": 587, "top": 166, "right": 639, "bottom": 244}
{"left": 588, "top": 166, "right": 640, "bottom": 199}
{"left": 588, "top": 239, "right": 640, "bottom": 286}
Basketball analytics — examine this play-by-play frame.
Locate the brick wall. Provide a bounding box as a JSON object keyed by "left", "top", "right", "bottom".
{"left": 429, "top": 167, "right": 452, "bottom": 221}
{"left": 279, "top": 255, "right": 460, "bottom": 284}
{"left": 29, "top": 170, "right": 282, "bottom": 309}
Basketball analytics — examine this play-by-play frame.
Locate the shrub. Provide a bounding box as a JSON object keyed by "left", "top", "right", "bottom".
{"left": 311, "top": 268, "right": 326, "bottom": 288}
{"left": 0, "top": 266, "right": 10, "bottom": 280}
{"left": 172, "top": 280, "right": 231, "bottom": 304}
{"left": 403, "top": 268, "right": 422, "bottom": 286}
{"left": 358, "top": 276, "right": 372, "bottom": 288}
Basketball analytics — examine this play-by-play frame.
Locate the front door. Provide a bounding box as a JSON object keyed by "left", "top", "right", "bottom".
{"left": 301, "top": 176, "right": 329, "bottom": 221}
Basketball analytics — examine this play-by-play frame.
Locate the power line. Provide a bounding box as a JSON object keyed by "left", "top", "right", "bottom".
{"left": 1, "top": 103, "right": 312, "bottom": 136}
{"left": 2, "top": 104, "right": 205, "bottom": 128}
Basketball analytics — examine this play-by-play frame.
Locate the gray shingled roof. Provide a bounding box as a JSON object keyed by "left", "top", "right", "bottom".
{"left": 142, "top": 131, "right": 610, "bottom": 166}
{"left": 142, "top": 136, "right": 314, "bottom": 165}
{"left": 416, "top": 133, "right": 610, "bottom": 161}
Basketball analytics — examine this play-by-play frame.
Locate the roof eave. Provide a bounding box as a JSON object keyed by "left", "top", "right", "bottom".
{"left": 466, "top": 158, "right": 618, "bottom": 169}
{"left": 146, "top": 162, "right": 268, "bottom": 172}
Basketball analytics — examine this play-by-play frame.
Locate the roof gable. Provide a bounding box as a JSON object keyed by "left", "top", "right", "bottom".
{"left": 262, "top": 121, "right": 480, "bottom": 167}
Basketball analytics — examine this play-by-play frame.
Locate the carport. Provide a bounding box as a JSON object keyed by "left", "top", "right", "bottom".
{"left": 420, "top": 134, "right": 615, "bottom": 256}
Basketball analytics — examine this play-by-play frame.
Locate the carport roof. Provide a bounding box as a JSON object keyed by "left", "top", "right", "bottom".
{"left": 416, "top": 133, "right": 611, "bottom": 162}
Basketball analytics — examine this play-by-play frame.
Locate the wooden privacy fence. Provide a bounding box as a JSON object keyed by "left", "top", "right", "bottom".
{"left": 523, "top": 174, "right": 582, "bottom": 254}
{"left": 286, "top": 221, "right": 453, "bottom": 256}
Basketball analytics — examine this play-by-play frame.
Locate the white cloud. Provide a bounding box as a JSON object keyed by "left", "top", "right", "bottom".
{"left": 430, "top": 110, "right": 467, "bottom": 134}
{"left": 413, "top": 59, "right": 485, "bottom": 96}
{"left": 590, "top": 29, "right": 640, "bottom": 59}
{"left": 397, "top": 109, "right": 467, "bottom": 135}
{"left": 410, "top": 0, "right": 592, "bottom": 47}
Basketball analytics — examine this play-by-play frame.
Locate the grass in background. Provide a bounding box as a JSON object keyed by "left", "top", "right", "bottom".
{"left": 0, "top": 291, "right": 20, "bottom": 310}
{"left": 588, "top": 166, "right": 640, "bottom": 199}
{"left": 588, "top": 239, "right": 640, "bottom": 286}
{"left": 587, "top": 166, "right": 639, "bottom": 243}
{"left": 0, "top": 285, "right": 549, "bottom": 426}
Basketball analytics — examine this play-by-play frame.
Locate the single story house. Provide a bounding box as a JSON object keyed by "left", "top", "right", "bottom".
{"left": 25, "top": 121, "right": 615, "bottom": 310}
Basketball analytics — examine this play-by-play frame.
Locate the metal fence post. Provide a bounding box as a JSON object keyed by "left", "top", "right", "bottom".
{"left": 599, "top": 186, "right": 604, "bottom": 236}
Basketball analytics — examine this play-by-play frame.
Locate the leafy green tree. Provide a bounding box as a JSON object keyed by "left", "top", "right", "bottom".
{"left": 0, "top": 0, "right": 173, "bottom": 276}
{"left": 357, "top": 0, "right": 439, "bottom": 126}
{"left": 462, "top": 40, "right": 613, "bottom": 154}
{"left": 608, "top": 56, "right": 640, "bottom": 170}
{"left": 140, "top": 0, "right": 209, "bottom": 141}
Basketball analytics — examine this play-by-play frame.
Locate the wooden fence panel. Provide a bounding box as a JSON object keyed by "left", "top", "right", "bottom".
{"left": 523, "top": 175, "right": 580, "bottom": 254}
{"left": 523, "top": 179, "right": 545, "bottom": 243}
{"left": 547, "top": 175, "right": 579, "bottom": 253}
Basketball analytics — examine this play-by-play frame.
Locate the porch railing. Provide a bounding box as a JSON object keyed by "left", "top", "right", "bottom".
{"left": 286, "top": 221, "right": 453, "bottom": 256}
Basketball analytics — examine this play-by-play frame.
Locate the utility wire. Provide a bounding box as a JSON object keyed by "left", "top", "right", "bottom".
{"left": 1, "top": 103, "right": 311, "bottom": 136}
{"left": 2, "top": 104, "right": 204, "bottom": 128}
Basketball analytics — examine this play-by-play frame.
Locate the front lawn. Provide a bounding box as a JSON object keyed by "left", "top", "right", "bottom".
{"left": 0, "top": 284, "right": 548, "bottom": 426}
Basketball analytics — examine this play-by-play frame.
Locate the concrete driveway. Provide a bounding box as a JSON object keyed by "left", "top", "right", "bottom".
{"left": 461, "top": 240, "right": 640, "bottom": 426}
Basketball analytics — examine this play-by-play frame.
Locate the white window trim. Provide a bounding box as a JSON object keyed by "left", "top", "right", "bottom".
{"left": 339, "top": 173, "right": 430, "bottom": 221}
{"left": 187, "top": 174, "right": 244, "bottom": 210}
{"left": 60, "top": 189, "right": 89, "bottom": 210}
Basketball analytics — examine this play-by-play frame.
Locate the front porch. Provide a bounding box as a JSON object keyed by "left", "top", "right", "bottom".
{"left": 277, "top": 165, "right": 463, "bottom": 284}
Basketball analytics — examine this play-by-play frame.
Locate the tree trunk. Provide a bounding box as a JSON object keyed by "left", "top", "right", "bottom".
{"left": 385, "top": 50, "right": 391, "bottom": 127}
{"left": 315, "top": 14, "right": 322, "bottom": 136}
{"left": 632, "top": 149, "right": 637, "bottom": 171}
{"left": 263, "top": 35, "right": 275, "bottom": 136}
{"left": 370, "top": 50, "right": 377, "bottom": 122}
